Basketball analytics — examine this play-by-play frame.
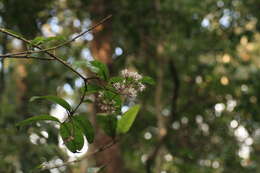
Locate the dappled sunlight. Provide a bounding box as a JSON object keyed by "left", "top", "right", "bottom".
{"left": 1, "top": 0, "right": 260, "bottom": 172}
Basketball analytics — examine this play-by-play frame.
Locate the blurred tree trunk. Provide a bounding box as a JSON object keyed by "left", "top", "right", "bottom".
{"left": 90, "top": 22, "right": 124, "bottom": 173}
{"left": 80, "top": 1, "right": 124, "bottom": 173}
{"left": 12, "top": 44, "right": 32, "bottom": 172}
{"left": 0, "top": 35, "right": 7, "bottom": 102}
{"left": 146, "top": 1, "right": 171, "bottom": 172}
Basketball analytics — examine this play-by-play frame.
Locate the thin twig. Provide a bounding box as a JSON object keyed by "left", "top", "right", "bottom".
{"left": 41, "top": 139, "right": 117, "bottom": 170}
{"left": 70, "top": 80, "right": 88, "bottom": 115}
{"left": 0, "top": 28, "right": 86, "bottom": 79}
{"left": 0, "top": 15, "right": 115, "bottom": 172}
{"left": 70, "top": 76, "right": 103, "bottom": 115}
{"left": 1, "top": 55, "right": 54, "bottom": 60}
{"left": 0, "top": 15, "right": 112, "bottom": 80}
{"left": 0, "top": 15, "right": 112, "bottom": 58}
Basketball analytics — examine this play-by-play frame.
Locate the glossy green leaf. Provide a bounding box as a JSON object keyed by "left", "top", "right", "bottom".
{"left": 140, "top": 76, "right": 155, "bottom": 85}
{"left": 72, "top": 115, "right": 95, "bottom": 143}
{"left": 87, "top": 166, "right": 105, "bottom": 173}
{"left": 31, "top": 35, "right": 66, "bottom": 46}
{"left": 16, "top": 115, "right": 61, "bottom": 127}
{"left": 73, "top": 60, "right": 98, "bottom": 72}
{"left": 31, "top": 36, "right": 50, "bottom": 45}
{"left": 83, "top": 99, "right": 93, "bottom": 103}
{"left": 60, "top": 121, "right": 84, "bottom": 153}
{"left": 85, "top": 61, "right": 100, "bottom": 74}
{"left": 30, "top": 95, "right": 71, "bottom": 111}
{"left": 97, "top": 114, "right": 117, "bottom": 137}
{"left": 74, "top": 60, "right": 109, "bottom": 81}
{"left": 85, "top": 84, "right": 103, "bottom": 95}
{"left": 109, "top": 77, "right": 124, "bottom": 83}
{"left": 117, "top": 105, "right": 141, "bottom": 134}
{"left": 103, "top": 90, "right": 122, "bottom": 108}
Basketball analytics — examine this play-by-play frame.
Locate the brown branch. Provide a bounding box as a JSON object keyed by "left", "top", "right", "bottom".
{"left": 1, "top": 55, "right": 54, "bottom": 61}
{"left": 0, "top": 15, "right": 112, "bottom": 80}
{"left": 40, "top": 139, "right": 117, "bottom": 170}
{"left": 70, "top": 80, "right": 88, "bottom": 115}
{"left": 0, "top": 28, "right": 86, "bottom": 80}
{"left": 0, "top": 15, "right": 115, "bottom": 172}
{"left": 0, "top": 15, "right": 112, "bottom": 58}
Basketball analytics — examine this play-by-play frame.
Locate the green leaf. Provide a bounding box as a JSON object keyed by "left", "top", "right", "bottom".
{"left": 16, "top": 115, "right": 61, "bottom": 127}
{"left": 30, "top": 95, "right": 71, "bottom": 111}
{"left": 60, "top": 121, "right": 84, "bottom": 153}
{"left": 31, "top": 36, "right": 66, "bottom": 46}
{"left": 72, "top": 115, "right": 95, "bottom": 143}
{"left": 140, "top": 76, "right": 155, "bottom": 85}
{"left": 117, "top": 105, "right": 141, "bottom": 134}
{"left": 86, "top": 61, "right": 100, "bottom": 74}
{"left": 85, "top": 84, "right": 103, "bottom": 95}
{"left": 103, "top": 90, "right": 122, "bottom": 108}
{"left": 31, "top": 36, "right": 49, "bottom": 45}
{"left": 83, "top": 99, "right": 93, "bottom": 103}
{"left": 73, "top": 60, "right": 89, "bottom": 69}
{"left": 97, "top": 114, "right": 117, "bottom": 137}
{"left": 75, "top": 60, "right": 109, "bottom": 81}
{"left": 89, "top": 60, "right": 109, "bottom": 81}
{"left": 87, "top": 166, "right": 105, "bottom": 173}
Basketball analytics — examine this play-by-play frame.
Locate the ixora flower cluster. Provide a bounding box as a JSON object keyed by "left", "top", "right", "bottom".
{"left": 97, "top": 69, "right": 146, "bottom": 113}
{"left": 114, "top": 69, "right": 146, "bottom": 97}
{"left": 97, "top": 91, "right": 117, "bottom": 113}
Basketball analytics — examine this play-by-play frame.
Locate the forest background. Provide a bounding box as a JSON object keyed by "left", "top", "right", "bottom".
{"left": 1, "top": 0, "right": 260, "bottom": 173}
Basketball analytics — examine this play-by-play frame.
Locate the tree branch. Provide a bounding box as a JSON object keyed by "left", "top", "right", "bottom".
{"left": 0, "top": 15, "right": 112, "bottom": 80}
{"left": 0, "top": 15, "right": 112, "bottom": 58}
{"left": 41, "top": 139, "right": 117, "bottom": 170}
{"left": 1, "top": 55, "right": 54, "bottom": 60}
{"left": 71, "top": 80, "right": 88, "bottom": 115}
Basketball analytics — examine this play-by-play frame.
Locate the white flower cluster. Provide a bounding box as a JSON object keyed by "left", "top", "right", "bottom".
{"left": 97, "top": 69, "right": 146, "bottom": 113}
{"left": 97, "top": 91, "right": 116, "bottom": 113}
{"left": 121, "top": 69, "right": 143, "bottom": 80}
{"left": 112, "top": 69, "right": 146, "bottom": 98}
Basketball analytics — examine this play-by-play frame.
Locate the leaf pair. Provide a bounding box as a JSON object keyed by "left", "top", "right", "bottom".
{"left": 60, "top": 115, "right": 94, "bottom": 153}
{"left": 17, "top": 114, "right": 94, "bottom": 153}
{"left": 17, "top": 95, "right": 95, "bottom": 153}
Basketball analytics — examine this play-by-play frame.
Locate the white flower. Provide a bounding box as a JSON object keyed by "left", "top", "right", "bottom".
{"left": 128, "top": 87, "right": 137, "bottom": 98}
{"left": 111, "top": 68, "right": 146, "bottom": 99}
{"left": 98, "top": 91, "right": 104, "bottom": 98}
{"left": 139, "top": 84, "right": 146, "bottom": 91}
{"left": 120, "top": 69, "right": 142, "bottom": 80}
{"left": 121, "top": 69, "right": 129, "bottom": 77}
{"left": 134, "top": 73, "right": 142, "bottom": 80}
{"left": 113, "top": 82, "right": 121, "bottom": 90}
